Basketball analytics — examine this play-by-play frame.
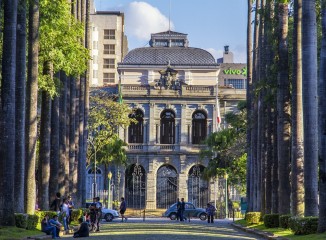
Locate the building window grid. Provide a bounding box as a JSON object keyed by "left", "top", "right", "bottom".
{"left": 104, "top": 44, "right": 115, "bottom": 54}
{"left": 103, "top": 73, "right": 115, "bottom": 84}
{"left": 104, "top": 29, "right": 115, "bottom": 40}
{"left": 103, "top": 59, "right": 115, "bottom": 69}
{"left": 224, "top": 79, "right": 246, "bottom": 89}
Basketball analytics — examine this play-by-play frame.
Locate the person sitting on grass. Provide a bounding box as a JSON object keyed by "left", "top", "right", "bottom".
{"left": 73, "top": 217, "right": 90, "bottom": 238}
{"left": 41, "top": 215, "right": 58, "bottom": 239}
{"left": 49, "top": 215, "right": 62, "bottom": 238}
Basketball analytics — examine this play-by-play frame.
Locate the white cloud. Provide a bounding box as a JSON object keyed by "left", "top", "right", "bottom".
{"left": 125, "top": 1, "right": 174, "bottom": 41}
{"left": 206, "top": 46, "right": 247, "bottom": 63}
{"left": 205, "top": 48, "right": 223, "bottom": 60}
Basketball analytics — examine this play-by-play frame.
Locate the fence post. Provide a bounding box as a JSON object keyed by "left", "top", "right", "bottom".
{"left": 143, "top": 209, "right": 145, "bottom": 221}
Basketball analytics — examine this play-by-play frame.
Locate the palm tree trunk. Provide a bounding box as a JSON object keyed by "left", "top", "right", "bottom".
{"left": 59, "top": 71, "right": 67, "bottom": 193}
{"left": 49, "top": 72, "right": 60, "bottom": 203}
{"left": 277, "top": 1, "right": 291, "bottom": 215}
{"left": 246, "top": 0, "right": 253, "bottom": 213}
{"left": 291, "top": 0, "right": 305, "bottom": 217}
{"left": 15, "top": 0, "right": 26, "bottom": 213}
{"left": 69, "top": 77, "right": 76, "bottom": 195}
{"left": 318, "top": 0, "right": 326, "bottom": 232}
{"left": 0, "top": 0, "right": 18, "bottom": 225}
{"left": 302, "top": 0, "right": 319, "bottom": 217}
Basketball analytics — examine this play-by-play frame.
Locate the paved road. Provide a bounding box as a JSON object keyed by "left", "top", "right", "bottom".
{"left": 61, "top": 218, "right": 263, "bottom": 240}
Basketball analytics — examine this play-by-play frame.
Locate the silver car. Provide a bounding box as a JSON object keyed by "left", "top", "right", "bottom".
{"left": 101, "top": 208, "right": 119, "bottom": 222}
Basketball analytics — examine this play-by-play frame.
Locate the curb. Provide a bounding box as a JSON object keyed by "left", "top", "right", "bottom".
{"left": 231, "top": 223, "right": 290, "bottom": 240}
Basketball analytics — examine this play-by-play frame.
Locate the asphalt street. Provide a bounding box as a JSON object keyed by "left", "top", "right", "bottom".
{"left": 61, "top": 218, "right": 264, "bottom": 240}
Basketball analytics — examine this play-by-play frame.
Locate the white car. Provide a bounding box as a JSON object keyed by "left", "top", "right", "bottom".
{"left": 101, "top": 208, "right": 119, "bottom": 222}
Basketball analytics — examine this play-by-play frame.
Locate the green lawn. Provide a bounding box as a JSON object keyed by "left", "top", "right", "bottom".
{"left": 0, "top": 226, "right": 43, "bottom": 240}
{"left": 235, "top": 219, "right": 326, "bottom": 240}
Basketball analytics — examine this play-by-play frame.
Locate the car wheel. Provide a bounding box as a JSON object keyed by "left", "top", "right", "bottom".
{"left": 169, "top": 213, "right": 177, "bottom": 220}
{"left": 199, "top": 213, "right": 207, "bottom": 221}
{"left": 104, "top": 213, "right": 113, "bottom": 222}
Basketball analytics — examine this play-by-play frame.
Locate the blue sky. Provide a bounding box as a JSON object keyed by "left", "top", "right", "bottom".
{"left": 94, "top": 0, "right": 247, "bottom": 63}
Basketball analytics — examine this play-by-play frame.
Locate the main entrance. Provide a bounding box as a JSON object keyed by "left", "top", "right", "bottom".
{"left": 187, "top": 165, "right": 209, "bottom": 208}
{"left": 125, "top": 163, "right": 146, "bottom": 209}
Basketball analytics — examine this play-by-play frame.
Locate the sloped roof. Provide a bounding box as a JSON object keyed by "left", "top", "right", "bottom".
{"left": 122, "top": 47, "right": 217, "bottom": 66}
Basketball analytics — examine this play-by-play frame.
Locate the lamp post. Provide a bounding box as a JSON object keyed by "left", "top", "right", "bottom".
{"left": 108, "top": 171, "right": 112, "bottom": 209}
{"left": 88, "top": 138, "right": 97, "bottom": 198}
{"left": 225, "top": 173, "right": 228, "bottom": 218}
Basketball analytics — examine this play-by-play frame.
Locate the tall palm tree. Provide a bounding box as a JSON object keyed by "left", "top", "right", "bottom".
{"left": 246, "top": 0, "right": 253, "bottom": 213}
{"left": 318, "top": 0, "right": 326, "bottom": 232}
{"left": 15, "top": 0, "right": 27, "bottom": 213}
{"left": 277, "top": 0, "right": 291, "bottom": 215}
{"left": 0, "top": 0, "right": 18, "bottom": 225}
{"left": 59, "top": 71, "right": 67, "bottom": 193}
{"left": 302, "top": 0, "right": 319, "bottom": 217}
{"left": 291, "top": 0, "right": 305, "bottom": 217}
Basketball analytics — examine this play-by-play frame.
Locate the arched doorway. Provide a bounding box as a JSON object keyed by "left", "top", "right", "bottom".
{"left": 187, "top": 165, "right": 209, "bottom": 208}
{"left": 86, "top": 166, "right": 104, "bottom": 199}
{"left": 156, "top": 164, "right": 178, "bottom": 209}
{"left": 125, "top": 163, "right": 146, "bottom": 209}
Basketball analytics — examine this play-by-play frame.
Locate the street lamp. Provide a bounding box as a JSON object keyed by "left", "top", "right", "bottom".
{"left": 88, "top": 137, "right": 97, "bottom": 198}
{"left": 108, "top": 171, "right": 112, "bottom": 209}
{"left": 225, "top": 173, "right": 228, "bottom": 218}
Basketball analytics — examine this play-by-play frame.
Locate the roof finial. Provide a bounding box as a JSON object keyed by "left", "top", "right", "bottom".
{"left": 167, "top": 60, "right": 171, "bottom": 66}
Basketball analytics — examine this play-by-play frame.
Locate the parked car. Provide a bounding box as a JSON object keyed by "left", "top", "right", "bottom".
{"left": 162, "top": 202, "right": 207, "bottom": 221}
{"left": 85, "top": 203, "right": 119, "bottom": 222}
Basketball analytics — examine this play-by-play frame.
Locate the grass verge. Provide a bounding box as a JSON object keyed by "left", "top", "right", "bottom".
{"left": 0, "top": 226, "right": 42, "bottom": 240}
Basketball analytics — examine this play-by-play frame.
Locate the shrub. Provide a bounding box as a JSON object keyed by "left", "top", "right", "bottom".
{"left": 264, "top": 214, "right": 280, "bottom": 228}
{"left": 26, "top": 214, "right": 39, "bottom": 230}
{"left": 245, "top": 212, "right": 261, "bottom": 224}
{"left": 71, "top": 209, "right": 84, "bottom": 222}
{"left": 34, "top": 210, "right": 57, "bottom": 230}
{"left": 279, "top": 214, "right": 292, "bottom": 229}
{"left": 15, "top": 213, "right": 28, "bottom": 229}
{"left": 288, "top": 217, "right": 318, "bottom": 235}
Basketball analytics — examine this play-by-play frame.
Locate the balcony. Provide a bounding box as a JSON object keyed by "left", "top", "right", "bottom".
{"left": 127, "top": 143, "right": 207, "bottom": 153}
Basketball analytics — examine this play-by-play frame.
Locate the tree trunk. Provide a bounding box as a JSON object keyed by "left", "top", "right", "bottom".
{"left": 49, "top": 72, "right": 60, "bottom": 204}
{"left": 318, "top": 0, "right": 326, "bottom": 232}
{"left": 69, "top": 76, "right": 76, "bottom": 195}
{"left": 246, "top": 0, "right": 253, "bottom": 213}
{"left": 58, "top": 71, "right": 67, "bottom": 194}
{"left": 0, "top": 0, "right": 18, "bottom": 225}
{"left": 15, "top": 0, "right": 26, "bottom": 213}
{"left": 291, "top": 0, "right": 305, "bottom": 217}
{"left": 302, "top": 0, "right": 319, "bottom": 217}
{"left": 277, "top": 2, "right": 291, "bottom": 215}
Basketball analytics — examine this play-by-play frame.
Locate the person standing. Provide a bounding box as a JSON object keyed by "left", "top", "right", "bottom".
{"left": 50, "top": 192, "right": 61, "bottom": 214}
{"left": 206, "top": 203, "right": 216, "bottom": 223}
{"left": 68, "top": 196, "right": 74, "bottom": 224}
{"left": 176, "top": 198, "right": 181, "bottom": 221}
{"left": 119, "top": 197, "right": 127, "bottom": 222}
{"left": 62, "top": 198, "right": 70, "bottom": 231}
{"left": 180, "top": 198, "right": 185, "bottom": 221}
{"left": 95, "top": 197, "right": 102, "bottom": 232}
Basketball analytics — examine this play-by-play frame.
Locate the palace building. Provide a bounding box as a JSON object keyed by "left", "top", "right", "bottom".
{"left": 87, "top": 10, "right": 246, "bottom": 209}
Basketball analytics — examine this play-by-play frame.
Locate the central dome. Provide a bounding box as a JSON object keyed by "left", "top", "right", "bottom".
{"left": 122, "top": 47, "right": 217, "bottom": 66}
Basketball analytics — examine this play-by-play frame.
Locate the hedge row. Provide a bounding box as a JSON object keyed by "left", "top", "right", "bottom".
{"left": 245, "top": 212, "right": 319, "bottom": 235}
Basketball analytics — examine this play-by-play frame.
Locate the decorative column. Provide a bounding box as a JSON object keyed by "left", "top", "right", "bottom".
{"left": 149, "top": 103, "right": 155, "bottom": 144}
{"left": 179, "top": 155, "right": 188, "bottom": 199}
{"left": 180, "top": 104, "right": 187, "bottom": 144}
{"left": 146, "top": 160, "right": 156, "bottom": 209}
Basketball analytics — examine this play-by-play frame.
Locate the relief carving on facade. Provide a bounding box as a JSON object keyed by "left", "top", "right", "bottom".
{"left": 154, "top": 65, "right": 181, "bottom": 90}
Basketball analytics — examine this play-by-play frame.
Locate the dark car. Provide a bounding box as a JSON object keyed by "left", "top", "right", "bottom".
{"left": 162, "top": 202, "right": 207, "bottom": 221}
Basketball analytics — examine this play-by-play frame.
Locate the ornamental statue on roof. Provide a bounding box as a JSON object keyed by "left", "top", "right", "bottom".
{"left": 155, "top": 61, "right": 180, "bottom": 90}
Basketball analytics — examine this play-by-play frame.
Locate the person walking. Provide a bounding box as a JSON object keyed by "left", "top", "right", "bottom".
{"left": 119, "top": 197, "right": 127, "bottom": 222}
{"left": 180, "top": 198, "right": 185, "bottom": 221}
{"left": 206, "top": 203, "right": 216, "bottom": 223}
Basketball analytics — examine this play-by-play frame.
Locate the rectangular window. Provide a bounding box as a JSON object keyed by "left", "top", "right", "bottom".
{"left": 92, "top": 55, "right": 98, "bottom": 64}
{"left": 104, "top": 44, "right": 115, "bottom": 54}
{"left": 103, "top": 73, "right": 115, "bottom": 84}
{"left": 104, "top": 29, "right": 115, "bottom": 40}
{"left": 224, "top": 79, "right": 246, "bottom": 89}
{"left": 103, "top": 59, "right": 115, "bottom": 69}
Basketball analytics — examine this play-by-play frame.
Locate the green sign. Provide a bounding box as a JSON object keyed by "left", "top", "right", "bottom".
{"left": 223, "top": 67, "right": 247, "bottom": 77}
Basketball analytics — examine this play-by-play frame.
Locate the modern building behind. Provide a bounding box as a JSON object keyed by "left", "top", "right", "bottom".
{"left": 89, "top": 4, "right": 128, "bottom": 87}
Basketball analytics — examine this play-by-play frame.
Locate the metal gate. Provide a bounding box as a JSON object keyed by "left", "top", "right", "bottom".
{"left": 156, "top": 165, "right": 178, "bottom": 209}
{"left": 187, "top": 165, "right": 209, "bottom": 208}
{"left": 125, "top": 163, "right": 146, "bottom": 209}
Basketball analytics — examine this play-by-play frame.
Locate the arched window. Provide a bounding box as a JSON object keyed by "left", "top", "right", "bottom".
{"left": 187, "top": 165, "right": 209, "bottom": 208}
{"left": 192, "top": 111, "right": 207, "bottom": 144}
{"left": 160, "top": 110, "right": 175, "bottom": 144}
{"left": 128, "top": 109, "right": 144, "bottom": 143}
